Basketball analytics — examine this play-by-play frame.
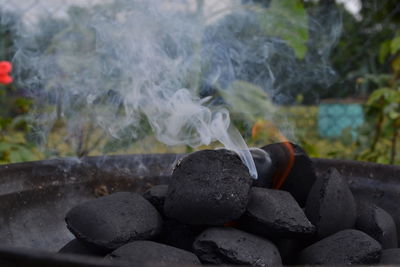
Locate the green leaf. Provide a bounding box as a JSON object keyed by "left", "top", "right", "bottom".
{"left": 391, "top": 55, "right": 400, "bottom": 75}
{"left": 379, "top": 40, "right": 391, "bottom": 64}
{"left": 388, "top": 110, "right": 400, "bottom": 120}
{"left": 366, "top": 88, "right": 391, "bottom": 106}
{"left": 256, "top": 0, "right": 308, "bottom": 59}
{"left": 391, "top": 36, "right": 400, "bottom": 55}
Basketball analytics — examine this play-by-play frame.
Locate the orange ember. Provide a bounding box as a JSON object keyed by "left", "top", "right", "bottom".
{"left": 251, "top": 120, "right": 295, "bottom": 189}
{"left": 272, "top": 142, "right": 295, "bottom": 189}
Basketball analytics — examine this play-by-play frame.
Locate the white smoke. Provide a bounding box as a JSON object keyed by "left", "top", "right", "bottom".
{"left": 10, "top": 0, "right": 341, "bottom": 179}
{"left": 12, "top": 0, "right": 259, "bottom": 177}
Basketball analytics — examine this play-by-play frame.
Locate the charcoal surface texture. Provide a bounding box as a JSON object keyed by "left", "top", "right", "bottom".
{"left": 164, "top": 149, "right": 253, "bottom": 225}
{"left": 305, "top": 167, "right": 357, "bottom": 239}
{"left": 380, "top": 249, "right": 400, "bottom": 264}
{"left": 58, "top": 239, "right": 107, "bottom": 257}
{"left": 193, "top": 227, "right": 282, "bottom": 267}
{"left": 143, "top": 184, "right": 168, "bottom": 215}
{"left": 257, "top": 143, "right": 316, "bottom": 206}
{"left": 240, "top": 187, "right": 315, "bottom": 238}
{"left": 107, "top": 240, "right": 200, "bottom": 266}
{"left": 297, "top": 229, "right": 382, "bottom": 265}
{"left": 65, "top": 192, "right": 162, "bottom": 250}
{"left": 356, "top": 202, "right": 398, "bottom": 249}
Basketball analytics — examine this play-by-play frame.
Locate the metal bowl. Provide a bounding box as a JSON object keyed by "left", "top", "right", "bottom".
{"left": 0, "top": 154, "right": 399, "bottom": 266}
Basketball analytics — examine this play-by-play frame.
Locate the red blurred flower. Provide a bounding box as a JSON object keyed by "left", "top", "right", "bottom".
{"left": 0, "top": 61, "right": 13, "bottom": 85}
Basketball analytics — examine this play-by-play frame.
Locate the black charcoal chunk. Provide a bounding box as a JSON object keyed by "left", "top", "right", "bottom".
{"left": 107, "top": 240, "right": 200, "bottom": 266}
{"left": 298, "top": 229, "right": 382, "bottom": 265}
{"left": 65, "top": 192, "right": 162, "bottom": 250}
{"left": 257, "top": 143, "right": 316, "bottom": 206}
{"left": 143, "top": 185, "right": 168, "bottom": 215}
{"left": 305, "top": 167, "right": 357, "bottom": 239}
{"left": 380, "top": 249, "right": 400, "bottom": 264}
{"left": 250, "top": 148, "right": 274, "bottom": 188}
{"left": 356, "top": 202, "right": 398, "bottom": 249}
{"left": 164, "top": 149, "right": 253, "bottom": 225}
{"left": 193, "top": 227, "right": 282, "bottom": 267}
{"left": 240, "top": 187, "right": 315, "bottom": 238}
{"left": 58, "top": 239, "right": 106, "bottom": 257}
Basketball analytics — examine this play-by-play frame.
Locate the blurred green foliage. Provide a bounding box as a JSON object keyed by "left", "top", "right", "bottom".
{"left": 0, "top": 10, "right": 43, "bottom": 163}
{"left": 256, "top": 0, "right": 309, "bottom": 59}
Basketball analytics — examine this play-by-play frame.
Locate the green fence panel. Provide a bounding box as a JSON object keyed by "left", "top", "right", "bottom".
{"left": 318, "top": 103, "right": 364, "bottom": 139}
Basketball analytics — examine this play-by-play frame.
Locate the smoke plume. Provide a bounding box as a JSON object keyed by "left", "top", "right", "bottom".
{"left": 9, "top": 0, "right": 341, "bottom": 178}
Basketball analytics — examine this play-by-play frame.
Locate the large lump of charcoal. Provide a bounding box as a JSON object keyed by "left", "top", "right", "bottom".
{"left": 143, "top": 184, "right": 169, "bottom": 215}
{"left": 256, "top": 143, "right": 317, "bottom": 206}
{"left": 65, "top": 192, "right": 162, "bottom": 251}
{"left": 305, "top": 167, "right": 357, "bottom": 239}
{"left": 193, "top": 227, "right": 282, "bottom": 266}
{"left": 356, "top": 202, "right": 398, "bottom": 249}
{"left": 107, "top": 240, "right": 200, "bottom": 266}
{"left": 164, "top": 149, "right": 253, "bottom": 225}
{"left": 240, "top": 187, "right": 315, "bottom": 238}
{"left": 58, "top": 239, "right": 107, "bottom": 257}
{"left": 297, "top": 229, "right": 382, "bottom": 265}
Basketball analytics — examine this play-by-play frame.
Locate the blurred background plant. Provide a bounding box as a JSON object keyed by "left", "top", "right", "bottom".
{"left": 0, "top": 0, "right": 399, "bottom": 164}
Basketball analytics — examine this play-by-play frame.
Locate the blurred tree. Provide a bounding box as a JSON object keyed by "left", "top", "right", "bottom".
{"left": 327, "top": 0, "right": 400, "bottom": 98}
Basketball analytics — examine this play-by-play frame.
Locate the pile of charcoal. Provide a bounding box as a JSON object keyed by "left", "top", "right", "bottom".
{"left": 59, "top": 143, "right": 400, "bottom": 266}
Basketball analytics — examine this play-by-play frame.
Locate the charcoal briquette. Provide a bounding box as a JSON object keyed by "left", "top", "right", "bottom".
{"left": 305, "top": 167, "right": 357, "bottom": 239}
{"left": 356, "top": 202, "right": 398, "bottom": 249}
{"left": 257, "top": 143, "right": 317, "bottom": 206}
{"left": 250, "top": 148, "right": 274, "bottom": 188}
{"left": 65, "top": 192, "right": 162, "bottom": 251}
{"left": 240, "top": 187, "right": 315, "bottom": 238}
{"left": 143, "top": 184, "right": 168, "bottom": 215}
{"left": 193, "top": 227, "right": 282, "bottom": 267}
{"left": 107, "top": 240, "right": 201, "bottom": 266}
{"left": 297, "top": 229, "right": 382, "bottom": 265}
{"left": 164, "top": 149, "right": 252, "bottom": 225}
{"left": 58, "top": 238, "right": 107, "bottom": 257}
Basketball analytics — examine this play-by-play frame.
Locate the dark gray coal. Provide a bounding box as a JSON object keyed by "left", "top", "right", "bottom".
{"left": 297, "top": 229, "right": 382, "bottom": 265}
{"left": 250, "top": 148, "right": 274, "bottom": 188}
{"left": 305, "top": 167, "right": 357, "bottom": 239}
{"left": 256, "top": 143, "right": 316, "bottom": 206}
{"left": 240, "top": 187, "right": 315, "bottom": 238}
{"left": 107, "top": 240, "right": 201, "bottom": 266}
{"left": 164, "top": 149, "right": 252, "bottom": 225}
{"left": 58, "top": 239, "right": 106, "bottom": 257}
{"left": 143, "top": 184, "right": 168, "bottom": 215}
{"left": 193, "top": 227, "right": 282, "bottom": 267}
{"left": 65, "top": 192, "right": 162, "bottom": 250}
{"left": 59, "top": 146, "right": 399, "bottom": 266}
{"left": 356, "top": 202, "right": 398, "bottom": 249}
{"left": 380, "top": 248, "right": 400, "bottom": 264}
